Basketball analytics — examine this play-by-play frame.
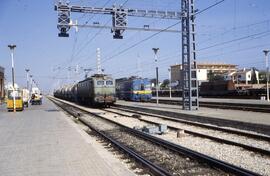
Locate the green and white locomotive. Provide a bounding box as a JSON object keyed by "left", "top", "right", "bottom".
{"left": 54, "top": 74, "right": 116, "bottom": 106}
{"left": 77, "top": 74, "right": 116, "bottom": 105}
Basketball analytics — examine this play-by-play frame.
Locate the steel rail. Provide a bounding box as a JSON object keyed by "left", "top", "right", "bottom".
{"left": 150, "top": 99, "right": 270, "bottom": 113}
{"left": 102, "top": 108, "right": 270, "bottom": 156}
{"left": 112, "top": 106, "right": 270, "bottom": 141}
{"left": 50, "top": 98, "right": 172, "bottom": 176}
{"left": 50, "top": 97, "right": 261, "bottom": 176}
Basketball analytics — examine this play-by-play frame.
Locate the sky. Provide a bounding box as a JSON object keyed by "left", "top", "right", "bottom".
{"left": 1, "top": 0, "right": 270, "bottom": 93}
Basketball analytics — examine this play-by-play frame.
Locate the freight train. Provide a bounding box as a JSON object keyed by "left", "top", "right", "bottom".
{"left": 199, "top": 80, "right": 266, "bottom": 98}
{"left": 54, "top": 74, "right": 116, "bottom": 106}
{"left": 154, "top": 81, "right": 266, "bottom": 99}
{"left": 116, "top": 77, "right": 152, "bottom": 101}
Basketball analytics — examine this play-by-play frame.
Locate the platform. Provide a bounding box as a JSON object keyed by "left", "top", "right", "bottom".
{"left": 152, "top": 96, "right": 270, "bottom": 105}
{"left": 0, "top": 98, "right": 135, "bottom": 176}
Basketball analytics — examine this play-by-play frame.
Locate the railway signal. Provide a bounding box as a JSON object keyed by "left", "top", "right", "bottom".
{"left": 54, "top": 0, "right": 199, "bottom": 110}
{"left": 55, "top": 2, "right": 182, "bottom": 38}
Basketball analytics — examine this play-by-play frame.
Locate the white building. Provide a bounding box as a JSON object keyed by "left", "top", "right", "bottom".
{"left": 224, "top": 68, "right": 259, "bottom": 84}
{"left": 171, "top": 63, "right": 237, "bottom": 85}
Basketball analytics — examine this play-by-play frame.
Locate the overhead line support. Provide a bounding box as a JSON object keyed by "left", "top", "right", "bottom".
{"left": 55, "top": 0, "right": 199, "bottom": 111}
{"left": 55, "top": 2, "right": 181, "bottom": 39}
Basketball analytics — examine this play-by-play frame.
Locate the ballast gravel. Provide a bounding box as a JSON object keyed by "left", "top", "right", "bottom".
{"left": 102, "top": 110, "right": 270, "bottom": 176}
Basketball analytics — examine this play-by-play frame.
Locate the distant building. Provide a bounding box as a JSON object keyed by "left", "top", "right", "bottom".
{"left": 170, "top": 63, "right": 237, "bottom": 85}
{"left": 224, "top": 68, "right": 259, "bottom": 84}
{"left": 0, "top": 66, "right": 4, "bottom": 102}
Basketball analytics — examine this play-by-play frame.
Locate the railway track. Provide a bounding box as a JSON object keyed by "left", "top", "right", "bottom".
{"left": 112, "top": 106, "right": 270, "bottom": 140}
{"left": 103, "top": 108, "right": 270, "bottom": 156}
{"left": 150, "top": 99, "right": 270, "bottom": 113}
{"left": 49, "top": 97, "right": 261, "bottom": 176}
{"left": 115, "top": 103, "right": 270, "bottom": 136}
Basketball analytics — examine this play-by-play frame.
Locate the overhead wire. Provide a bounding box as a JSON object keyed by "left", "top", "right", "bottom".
{"left": 199, "top": 18, "right": 270, "bottom": 44}
{"left": 53, "top": 0, "right": 115, "bottom": 75}
{"left": 101, "top": 0, "right": 226, "bottom": 64}
{"left": 198, "top": 30, "right": 270, "bottom": 51}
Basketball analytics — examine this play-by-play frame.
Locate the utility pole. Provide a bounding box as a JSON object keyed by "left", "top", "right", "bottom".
{"left": 8, "top": 44, "right": 16, "bottom": 112}
{"left": 96, "top": 48, "right": 102, "bottom": 74}
{"left": 263, "top": 49, "right": 270, "bottom": 102}
{"left": 168, "top": 68, "right": 172, "bottom": 98}
{"left": 25, "top": 69, "right": 30, "bottom": 91}
{"left": 181, "top": 0, "right": 199, "bottom": 110}
{"left": 152, "top": 48, "right": 159, "bottom": 105}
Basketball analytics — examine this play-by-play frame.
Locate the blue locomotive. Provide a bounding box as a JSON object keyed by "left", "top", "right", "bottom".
{"left": 116, "top": 77, "right": 152, "bottom": 101}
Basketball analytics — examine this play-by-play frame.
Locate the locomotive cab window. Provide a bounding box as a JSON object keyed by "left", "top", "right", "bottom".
{"left": 140, "top": 84, "right": 145, "bottom": 90}
{"left": 106, "top": 80, "right": 113, "bottom": 85}
{"left": 97, "top": 80, "right": 104, "bottom": 85}
{"left": 145, "top": 84, "right": 151, "bottom": 90}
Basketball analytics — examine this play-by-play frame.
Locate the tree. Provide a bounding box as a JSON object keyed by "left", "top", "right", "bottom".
{"left": 160, "top": 79, "right": 170, "bottom": 89}
{"left": 208, "top": 70, "right": 224, "bottom": 82}
{"left": 212, "top": 75, "right": 225, "bottom": 81}
{"left": 250, "top": 67, "right": 257, "bottom": 84}
{"left": 259, "top": 71, "right": 267, "bottom": 84}
{"left": 207, "top": 70, "right": 215, "bottom": 81}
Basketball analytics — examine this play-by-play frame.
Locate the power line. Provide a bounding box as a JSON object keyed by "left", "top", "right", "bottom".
{"left": 198, "top": 30, "right": 270, "bottom": 51}
{"left": 72, "top": 0, "right": 114, "bottom": 58}
{"left": 101, "top": 0, "right": 226, "bottom": 64}
{"left": 195, "top": 0, "right": 225, "bottom": 16}
{"left": 199, "top": 18, "right": 270, "bottom": 46}
{"left": 102, "top": 21, "right": 180, "bottom": 64}
{"left": 199, "top": 42, "right": 270, "bottom": 60}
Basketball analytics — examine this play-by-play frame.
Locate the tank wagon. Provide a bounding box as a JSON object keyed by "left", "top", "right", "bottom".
{"left": 54, "top": 74, "right": 116, "bottom": 106}
{"left": 116, "top": 77, "right": 152, "bottom": 101}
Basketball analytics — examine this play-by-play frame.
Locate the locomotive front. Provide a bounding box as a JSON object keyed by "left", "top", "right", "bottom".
{"left": 93, "top": 75, "right": 116, "bottom": 105}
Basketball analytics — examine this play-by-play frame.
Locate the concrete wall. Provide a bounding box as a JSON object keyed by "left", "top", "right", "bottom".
{"left": 197, "top": 69, "right": 207, "bottom": 81}
{"left": 171, "top": 67, "right": 207, "bottom": 82}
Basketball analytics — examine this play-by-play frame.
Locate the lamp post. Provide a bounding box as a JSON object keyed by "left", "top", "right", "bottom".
{"left": 25, "top": 69, "right": 30, "bottom": 91}
{"left": 152, "top": 48, "right": 159, "bottom": 104}
{"left": 168, "top": 68, "right": 172, "bottom": 98}
{"left": 263, "top": 49, "right": 270, "bottom": 102}
{"left": 29, "top": 75, "right": 33, "bottom": 93}
{"left": 8, "top": 44, "right": 16, "bottom": 112}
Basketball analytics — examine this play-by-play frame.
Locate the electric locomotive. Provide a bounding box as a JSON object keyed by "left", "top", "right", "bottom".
{"left": 77, "top": 74, "right": 116, "bottom": 105}
{"left": 54, "top": 74, "right": 116, "bottom": 106}
{"left": 116, "top": 77, "right": 152, "bottom": 101}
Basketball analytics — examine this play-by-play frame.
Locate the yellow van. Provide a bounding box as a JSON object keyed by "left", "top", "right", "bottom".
{"left": 7, "top": 90, "right": 24, "bottom": 111}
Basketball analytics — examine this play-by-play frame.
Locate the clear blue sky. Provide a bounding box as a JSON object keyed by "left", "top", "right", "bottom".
{"left": 1, "top": 0, "right": 270, "bottom": 93}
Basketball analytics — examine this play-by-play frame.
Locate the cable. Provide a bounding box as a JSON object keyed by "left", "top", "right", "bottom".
{"left": 102, "top": 17, "right": 164, "bottom": 60}
{"left": 194, "top": 0, "right": 225, "bottom": 16}
{"left": 102, "top": 0, "right": 226, "bottom": 64}
{"left": 73, "top": 0, "right": 113, "bottom": 57}
{"left": 200, "top": 19, "right": 270, "bottom": 44}
{"left": 103, "top": 22, "right": 181, "bottom": 64}
{"left": 199, "top": 42, "right": 270, "bottom": 60}
{"left": 198, "top": 30, "right": 270, "bottom": 51}
{"left": 54, "top": 0, "right": 115, "bottom": 69}
{"left": 74, "top": 0, "right": 129, "bottom": 63}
